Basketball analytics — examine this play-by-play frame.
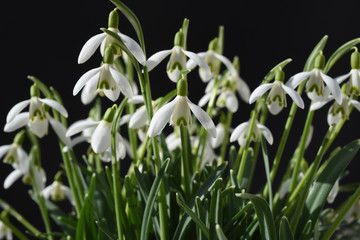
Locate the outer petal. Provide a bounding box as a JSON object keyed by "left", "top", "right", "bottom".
{"left": 230, "top": 122, "right": 249, "bottom": 143}
{"left": 286, "top": 71, "right": 313, "bottom": 89}
{"left": 282, "top": 83, "right": 304, "bottom": 109}
{"left": 211, "top": 123, "right": 225, "bottom": 148}
{"left": 198, "top": 93, "right": 211, "bottom": 107}
{"left": 109, "top": 66, "right": 134, "bottom": 98}
{"left": 4, "top": 169, "right": 23, "bottom": 189}
{"left": 66, "top": 119, "right": 99, "bottom": 137}
{"left": 182, "top": 49, "right": 211, "bottom": 81}
{"left": 41, "top": 183, "right": 54, "bottom": 199}
{"left": 81, "top": 75, "right": 98, "bottom": 105}
{"left": 4, "top": 112, "right": 29, "bottom": 132}
{"left": 310, "top": 98, "right": 332, "bottom": 111}
{"left": 320, "top": 72, "right": 342, "bottom": 104}
{"left": 78, "top": 32, "right": 107, "bottom": 64}
{"left": 350, "top": 99, "right": 360, "bottom": 112}
{"left": 225, "top": 91, "right": 239, "bottom": 113}
{"left": 91, "top": 120, "right": 111, "bottom": 154}
{"left": 61, "top": 185, "right": 75, "bottom": 205}
{"left": 214, "top": 53, "right": 238, "bottom": 77}
{"left": 186, "top": 97, "right": 217, "bottom": 138}
{"left": 0, "top": 145, "right": 12, "bottom": 159}
{"left": 147, "top": 49, "right": 173, "bottom": 71}
{"left": 118, "top": 32, "right": 146, "bottom": 65}
{"left": 129, "top": 106, "right": 148, "bottom": 129}
{"left": 148, "top": 97, "right": 177, "bottom": 137}
{"left": 39, "top": 98, "right": 68, "bottom": 117}
{"left": 236, "top": 76, "right": 251, "bottom": 103}
{"left": 73, "top": 67, "right": 102, "bottom": 96}
{"left": 6, "top": 99, "right": 30, "bottom": 123}
{"left": 48, "top": 117, "right": 71, "bottom": 146}
{"left": 257, "top": 123, "right": 273, "bottom": 145}
{"left": 335, "top": 71, "right": 351, "bottom": 84}
{"left": 248, "top": 83, "right": 274, "bottom": 104}
{"left": 186, "top": 52, "right": 206, "bottom": 70}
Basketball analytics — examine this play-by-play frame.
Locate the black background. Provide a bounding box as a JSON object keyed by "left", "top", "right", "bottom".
{"left": 1, "top": 0, "right": 360, "bottom": 233}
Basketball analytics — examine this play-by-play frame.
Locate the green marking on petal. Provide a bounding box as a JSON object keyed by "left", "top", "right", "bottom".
{"left": 99, "top": 79, "right": 110, "bottom": 90}
{"left": 271, "top": 95, "right": 282, "bottom": 104}
{"left": 4, "top": 155, "right": 15, "bottom": 164}
{"left": 176, "top": 117, "right": 188, "bottom": 126}
{"left": 308, "top": 84, "right": 321, "bottom": 95}
{"left": 169, "top": 61, "right": 183, "bottom": 72}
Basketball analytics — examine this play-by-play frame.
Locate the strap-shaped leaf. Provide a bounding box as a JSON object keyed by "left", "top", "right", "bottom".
{"left": 279, "top": 216, "right": 294, "bottom": 240}
{"left": 236, "top": 193, "right": 276, "bottom": 240}
{"left": 262, "top": 58, "right": 292, "bottom": 84}
{"left": 303, "top": 35, "right": 328, "bottom": 71}
{"left": 295, "top": 139, "right": 360, "bottom": 238}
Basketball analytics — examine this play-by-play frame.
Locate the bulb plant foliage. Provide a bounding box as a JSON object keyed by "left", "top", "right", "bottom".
{"left": 2, "top": 1, "right": 360, "bottom": 240}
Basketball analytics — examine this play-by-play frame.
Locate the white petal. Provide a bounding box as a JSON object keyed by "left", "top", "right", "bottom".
{"left": 129, "top": 106, "right": 148, "bottom": 129}
{"left": 41, "top": 183, "right": 55, "bottom": 199}
{"left": 230, "top": 122, "right": 249, "bottom": 142}
{"left": 91, "top": 120, "right": 111, "bottom": 154}
{"left": 109, "top": 66, "right": 134, "bottom": 98}
{"left": 148, "top": 97, "right": 177, "bottom": 137}
{"left": 327, "top": 180, "right": 339, "bottom": 204}
{"left": 127, "top": 95, "right": 144, "bottom": 104}
{"left": 186, "top": 97, "right": 217, "bottom": 138}
{"left": 257, "top": 123, "right": 273, "bottom": 145}
{"left": 78, "top": 33, "right": 107, "bottom": 64}
{"left": 4, "top": 169, "right": 23, "bottom": 189}
{"left": 186, "top": 52, "right": 206, "bottom": 70}
{"left": 4, "top": 112, "right": 29, "bottom": 132}
{"left": 320, "top": 72, "right": 342, "bottom": 104}
{"left": 211, "top": 124, "right": 225, "bottom": 148}
{"left": 268, "top": 102, "right": 283, "bottom": 115}
{"left": 350, "top": 99, "right": 360, "bottom": 112}
{"left": 118, "top": 32, "right": 146, "bottom": 65}
{"left": 39, "top": 98, "right": 68, "bottom": 117}
{"left": 6, "top": 99, "right": 31, "bottom": 123}
{"left": 73, "top": 67, "right": 102, "bottom": 96}
{"left": 147, "top": 49, "right": 173, "bottom": 71}
{"left": 214, "top": 53, "right": 238, "bottom": 77}
{"left": 48, "top": 117, "right": 71, "bottom": 146}
{"left": 81, "top": 76, "right": 98, "bottom": 105}
{"left": 225, "top": 91, "right": 239, "bottom": 113}
{"left": 310, "top": 98, "right": 332, "bottom": 111}
{"left": 30, "top": 118, "right": 48, "bottom": 138}
{"left": 236, "top": 76, "right": 251, "bottom": 103}
{"left": 182, "top": 49, "right": 211, "bottom": 81}
{"left": 61, "top": 185, "right": 75, "bottom": 205}
{"left": 282, "top": 84, "right": 304, "bottom": 109}
{"left": 103, "top": 87, "right": 121, "bottom": 102}
{"left": 248, "top": 83, "right": 274, "bottom": 104}
{"left": 198, "top": 93, "right": 211, "bottom": 107}
{"left": 66, "top": 119, "right": 99, "bottom": 137}
{"left": 335, "top": 72, "right": 351, "bottom": 84}
{"left": 286, "top": 71, "right": 313, "bottom": 89}
{"left": 0, "top": 145, "right": 12, "bottom": 159}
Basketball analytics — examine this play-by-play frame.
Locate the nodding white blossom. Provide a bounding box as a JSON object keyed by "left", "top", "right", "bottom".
{"left": 66, "top": 107, "right": 127, "bottom": 161}
{"left": 148, "top": 79, "right": 217, "bottom": 138}
{"left": 0, "top": 219, "right": 12, "bottom": 240}
{"left": 4, "top": 85, "right": 68, "bottom": 138}
{"left": 249, "top": 69, "right": 304, "bottom": 115}
{"left": 74, "top": 46, "right": 134, "bottom": 104}
{"left": 230, "top": 120, "right": 273, "bottom": 147}
{"left": 42, "top": 180, "right": 75, "bottom": 206}
{"left": 146, "top": 30, "right": 211, "bottom": 82}
{"left": 286, "top": 53, "right": 342, "bottom": 104}
{"left": 0, "top": 131, "right": 27, "bottom": 165}
{"left": 77, "top": 9, "right": 145, "bottom": 65}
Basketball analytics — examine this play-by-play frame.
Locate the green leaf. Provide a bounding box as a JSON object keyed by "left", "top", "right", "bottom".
{"left": 303, "top": 35, "right": 328, "bottom": 71}
{"left": 172, "top": 162, "right": 227, "bottom": 240}
{"left": 110, "top": 0, "right": 146, "bottom": 55}
{"left": 324, "top": 38, "right": 360, "bottom": 73}
{"left": 279, "top": 216, "right": 294, "bottom": 240}
{"left": 140, "top": 158, "right": 170, "bottom": 240}
{"left": 215, "top": 224, "right": 228, "bottom": 240}
{"left": 295, "top": 139, "right": 360, "bottom": 238}
{"left": 176, "top": 194, "right": 210, "bottom": 239}
{"left": 236, "top": 193, "right": 276, "bottom": 240}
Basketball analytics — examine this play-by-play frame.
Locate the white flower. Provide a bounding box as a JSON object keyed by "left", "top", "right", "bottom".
{"left": 42, "top": 181, "right": 75, "bottom": 206}
{"left": 147, "top": 43, "right": 210, "bottom": 82}
{"left": 73, "top": 60, "right": 133, "bottom": 104}
{"left": 210, "top": 123, "right": 226, "bottom": 149}
{"left": 327, "top": 179, "right": 339, "bottom": 204}
{"left": 310, "top": 93, "right": 360, "bottom": 126}
{"left": 287, "top": 68, "right": 342, "bottom": 104}
{"left": 230, "top": 120, "right": 273, "bottom": 146}
{"left": 148, "top": 95, "right": 217, "bottom": 138}
{"left": 77, "top": 10, "right": 145, "bottom": 65}
{"left": 0, "top": 220, "right": 12, "bottom": 240}
{"left": 336, "top": 68, "right": 360, "bottom": 96}
{"left": 0, "top": 137, "right": 27, "bottom": 165}
{"left": 4, "top": 95, "right": 68, "bottom": 138}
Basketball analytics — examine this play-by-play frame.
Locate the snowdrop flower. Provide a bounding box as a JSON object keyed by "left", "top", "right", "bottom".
{"left": 66, "top": 106, "right": 126, "bottom": 160}
{"left": 74, "top": 46, "right": 134, "bottom": 104}
{"left": 42, "top": 173, "right": 74, "bottom": 205}
{"left": 147, "top": 29, "right": 211, "bottom": 82}
{"left": 78, "top": 9, "right": 145, "bottom": 65}
{"left": 0, "top": 214, "right": 12, "bottom": 240}
{"left": 336, "top": 48, "right": 360, "bottom": 96}
{"left": 0, "top": 131, "right": 27, "bottom": 165}
{"left": 286, "top": 52, "right": 342, "bottom": 104}
{"left": 230, "top": 120, "right": 273, "bottom": 147}
{"left": 4, "top": 84, "right": 68, "bottom": 138}
{"left": 249, "top": 69, "right": 304, "bottom": 115}
{"left": 148, "top": 77, "right": 217, "bottom": 138}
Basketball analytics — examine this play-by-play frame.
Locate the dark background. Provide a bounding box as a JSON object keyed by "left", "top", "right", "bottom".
{"left": 1, "top": 0, "right": 360, "bottom": 233}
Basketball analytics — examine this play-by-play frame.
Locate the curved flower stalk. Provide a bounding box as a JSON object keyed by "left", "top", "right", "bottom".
{"left": 4, "top": 84, "right": 68, "bottom": 138}
{"left": 66, "top": 106, "right": 127, "bottom": 161}
{"left": 77, "top": 9, "right": 146, "bottom": 65}
{"left": 230, "top": 119, "right": 273, "bottom": 146}
{"left": 148, "top": 77, "right": 217, "bottom": 138}
{"left": 74, "top": 46, "right": 134, "bottom": 104}
{"left": 286, "top": 52, "right": 342, "bottom": 104}
{"left": 147, "top": 29, "right": 211, "bottom": 82}
{"left": 249, "top": 69, "right": 304, "bottom": 115}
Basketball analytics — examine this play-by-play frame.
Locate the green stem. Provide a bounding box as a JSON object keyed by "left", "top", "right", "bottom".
{"left": 219, "top": 111, "right": 233, "bottom": 165}
{"left": 180, "top": 125, "right": 192, "bottom": 201}
{"left": 0, "top": 215, "right": 30, "bottom": 240}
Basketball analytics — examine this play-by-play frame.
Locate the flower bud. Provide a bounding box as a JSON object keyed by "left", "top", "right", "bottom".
{"left": 108, "top": 9, "right": 119, "bottom": 29}
{"left": 314, "top": 52, "right": 325, "bottom": 70}
{"left": 275, "top": 68, "right": 285, "bottom": 82}
{"left": 177, "top": 78, "right": 188, "bottom": 97}
{"left": 174, "top": 30, "right": 184, "bottom": 47}
{"left": 103, "top": 105, "right": 117, "bottom": 123}
{"left": 30, "top": 84, "right": 40, "bottom": 98}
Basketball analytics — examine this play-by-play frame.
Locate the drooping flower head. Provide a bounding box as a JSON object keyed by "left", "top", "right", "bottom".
{"left": 148, "top": 73, "right": 217, "bottom": 138}
{"left": 147, "top": 29, "right": 211, "bottom": 82}
{"left": 42, "top": 172, "right": 75, "bottom": 206}
{"left": 78, "top": 9, "right": 146, "bottom": 65}
{"left": 249, "top": 69, "right": 304, "bottom": 115}
{"left": 336, "top": 47, "right": 360, "bottom": 96}
{"left": 0, "top": 130, "right": 27, "bottom": 165}
{"left": 230, "top": 120, "right": 273, "bottom": 147}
